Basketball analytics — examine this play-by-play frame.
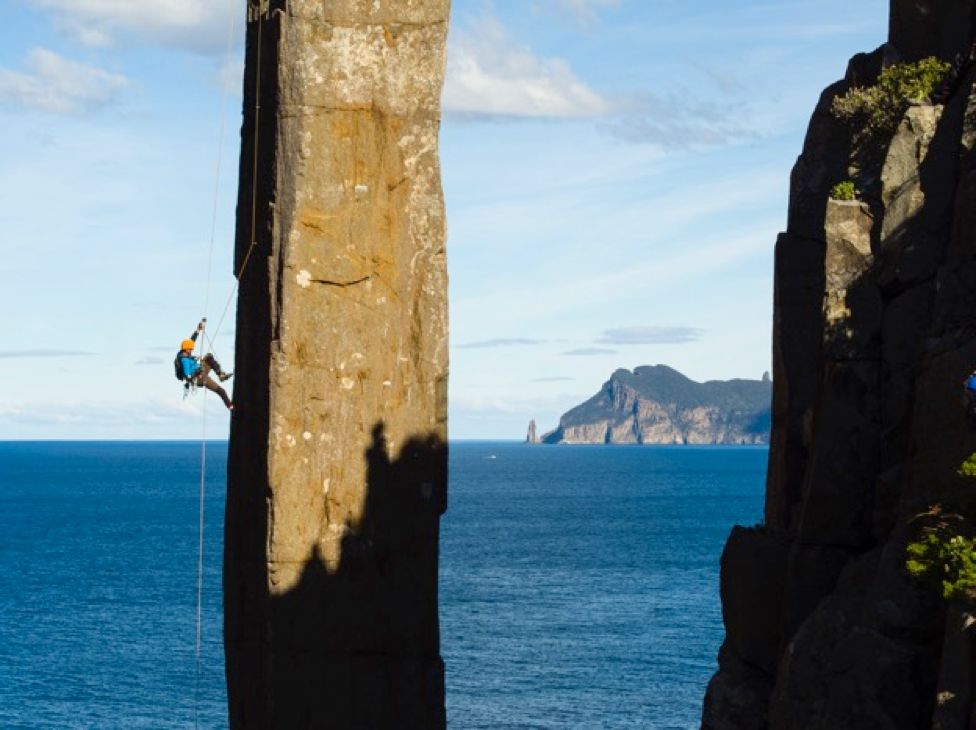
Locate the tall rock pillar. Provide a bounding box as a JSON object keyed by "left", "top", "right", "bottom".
{"left": 223, "top": 1, "right": 450, "bottom": 727}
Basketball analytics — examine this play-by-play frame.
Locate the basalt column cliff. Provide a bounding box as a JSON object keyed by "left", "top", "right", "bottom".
{"left": 704, "top": 1, "right": 976, "bottom": 728}
{"left": 224, "top": 2, "right": 450, "bottom": 728}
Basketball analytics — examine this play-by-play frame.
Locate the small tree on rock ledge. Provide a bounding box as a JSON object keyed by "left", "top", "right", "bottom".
{"left": 905, "top": 453, "right": 976, "bottom": 603}
{"left": 832, "top": 57, "right": 950, "bottom": 173}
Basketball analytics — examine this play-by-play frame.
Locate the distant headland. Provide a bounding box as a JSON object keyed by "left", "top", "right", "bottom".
{"left": 534, "top": 365, "right": 771, "bottom": 445}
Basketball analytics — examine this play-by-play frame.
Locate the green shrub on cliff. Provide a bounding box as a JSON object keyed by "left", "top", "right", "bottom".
{"left": 829, "top": 180, "right": 857, "bottom": 201}
{"left": 905, "top": 452, "right": 976, "bottom": 602}
{"left": 832, "top": 57, "right": 950, "bottom": 164}
{"left": 906, "top": 527, "right": 976, "bottom": 601}
{"left": 958, "top": 452, "right": 976, "bottom": 478}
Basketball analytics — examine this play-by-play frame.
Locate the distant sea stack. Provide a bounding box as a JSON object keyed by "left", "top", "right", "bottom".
{"left": 703, "top": 1, "right": 976, "bottom": 728}
{"left": 541, "top": 366, "right": 771, "bottom": 445}
{"left": 526, "top": 419, "right": 539, "bottom": 444}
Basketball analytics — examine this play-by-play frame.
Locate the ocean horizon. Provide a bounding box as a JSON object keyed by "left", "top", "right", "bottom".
{"left": 0, "top": 440, "right": 766, "bottom": 728}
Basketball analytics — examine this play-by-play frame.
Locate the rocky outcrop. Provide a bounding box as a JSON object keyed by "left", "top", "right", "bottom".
{"left": 526, "top": 419, "right": 539, "bottom": 444}
{"left": 703, "top": 2, "right": 976, "bottom": 728}
{"left": 542, "top": 365, "right": 771, "bottom": 445}
{"left": 224, "top": 2, "right": 450, "bottom": 728}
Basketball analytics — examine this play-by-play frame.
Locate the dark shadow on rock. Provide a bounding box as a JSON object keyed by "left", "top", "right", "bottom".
{"left": 705, "top": 60, "right": 976, "bottom": 730}
{"left": 225, "top": 421, "right": 447, "bottom": 730}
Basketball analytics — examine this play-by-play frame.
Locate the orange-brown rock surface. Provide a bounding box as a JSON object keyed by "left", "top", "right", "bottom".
{"left": 223, "top": 1, "right": 450, "bottom": 727}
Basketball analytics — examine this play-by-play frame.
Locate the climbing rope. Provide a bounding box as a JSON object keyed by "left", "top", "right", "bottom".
{"left": 190, "top": 1, "right": 254, "bottom": 726}
{"left": 207, "top": 2, "right": 266, "bottom": 349}
{"left": 189, "top": 2, "right": 268, "bottom": 724}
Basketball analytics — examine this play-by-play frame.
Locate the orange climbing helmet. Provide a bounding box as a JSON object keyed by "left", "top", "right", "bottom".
{"left": 180, "top": 339, "right": 196, "bottom": 352}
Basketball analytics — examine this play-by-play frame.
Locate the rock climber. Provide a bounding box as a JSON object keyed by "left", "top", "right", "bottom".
{"left": 177, "top": 319, "right": 234, "bottom": 411}
{"left": 963, "top": 368, "right": 976, "bottom": 421}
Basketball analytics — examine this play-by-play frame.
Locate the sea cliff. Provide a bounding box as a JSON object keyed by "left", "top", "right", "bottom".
{"left": 703, "top": 1, "right": 976, "bottom": 727}
{"left": 542, "top": 366, "right": 771, "bottom": 445}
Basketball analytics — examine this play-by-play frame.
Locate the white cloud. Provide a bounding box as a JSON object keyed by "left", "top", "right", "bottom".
{"left": 533, "top": 0, "right": 621, "bottom": 27}
{"left": 0, "top": 397, "right": 216, "bottom": 439}
{"left": 217, "top": 56, "right": 244, "bottom": 94}
{"left": 450, "top": 390, "right": 590, "bottom": 438}
{"left": 596, "top": 326, "right": 705, "bottom": 345}
{"left": 0, "top": 348, "right": 93, "bottom": 358}
{"left": 0, "top": 49, "right": 128, "bottom": 114}
{"left": 444, "top": 15, "right": 612, "bottom": 118}
{"left": 454, "top": 222, "right": 777, "bottom": 329}
{"left": 563, "top": 347, "right": 617, "bottom": 356}
{"left": 602, "top": 92, "right": 754, "bottom": 148}
{"left": 29, "top": 0, "right": 240, "bottom": 54}
{"left": 456, "top": 338, "right": 547, "bottom": 349}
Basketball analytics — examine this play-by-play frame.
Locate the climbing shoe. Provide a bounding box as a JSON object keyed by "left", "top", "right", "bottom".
{"left": 219, "top": 371, "right": 234, "bottom": 382}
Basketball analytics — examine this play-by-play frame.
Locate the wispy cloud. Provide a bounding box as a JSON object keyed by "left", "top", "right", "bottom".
{"left": 533, "top": 376, "right": 575, "bottom": 382}
{"left": 451, "top": 391, "right": 588, "bottom": 434}
{"left": 217, "top": 56, "right": 244, "bottom": 94}
{"left": 135, "top": 357, "right": 164, "bottom": 366}
{"left": 455, "top": 220, "right": 777, "bottom": 329}
{"left": 601, "top": 92, "right": 754, "bottom": 148}
{"left": 29, "top": 0, "right": 239, "bottom": 55}
{"left": 0, "top": 349, "right": 93, "bottom": 358}
{"left": 444, "top": 11, "right": 757, "bottom": 149}
{"left": 563, "top": 347, "right": 617, "bottom": 356}
{"left": 0, "top": 49, "right": 127, "bottom": 114}
{"left": 456, "top": 338, "right": 547, "bottom": 349}
{"left": 596, "top": 326, "right": 705, "bottom": 345}
{"left": 0, "top": 397, "right": 211, "bottom": 439}
{"left": 532, "top": 0, "right": 621, "bottom": 27}
{"left": 444, "top": 14, "right": 612, "bottom": 119}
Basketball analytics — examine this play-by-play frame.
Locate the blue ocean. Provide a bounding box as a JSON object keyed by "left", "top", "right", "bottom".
{"left": 0, "top": 441, "right": 766, "bottom": 729}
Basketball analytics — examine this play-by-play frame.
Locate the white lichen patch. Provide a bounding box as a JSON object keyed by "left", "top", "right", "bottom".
{"left": 323, "top": 478, "right": 331, "bottom": 495}
{"left": 355, "top": 184, "right": 369, "bottom": 198}
{"left": 382, "top": 380, "right": 392, "bottom": 387}
{"left": 399, "top": 129, "right": 437, "bottom": 172}
{"left": 340, "top": 377, "right": 355, "bottom": 390}
{"left": 297, "top": 269, "right": 312, "bottom": 288}
{"left": 302, "top": 431, "right": 312, "bottom": 441}
{"left": 285, "top": 434, "right": 297, "bottom": 447}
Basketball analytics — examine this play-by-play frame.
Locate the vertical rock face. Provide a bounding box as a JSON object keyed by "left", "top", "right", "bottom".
{"left": 526, "top": 419, "right": 539, "bottom": 444}
{"left": 224, "top": 2, "right": 450, "bottom": 728}
{"left": 704, "top": 2, "right": 976, "bottom": 728}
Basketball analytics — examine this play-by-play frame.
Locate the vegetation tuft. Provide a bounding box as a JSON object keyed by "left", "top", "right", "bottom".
{"left": 831, "top": 57, "right": 950, "bottom": 170}
{"left": 906, "top": 529, "right": 976, "bottom": 601}
{"left": 905, "top": 453, "right": 976, "bottom": 603}
{"left": 829, "top": 180, "right": 857, "bottom": 201}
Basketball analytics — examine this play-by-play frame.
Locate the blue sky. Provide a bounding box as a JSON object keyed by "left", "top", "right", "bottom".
{"left": 0, "top": 0, "right": 888, "bottom": 439}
